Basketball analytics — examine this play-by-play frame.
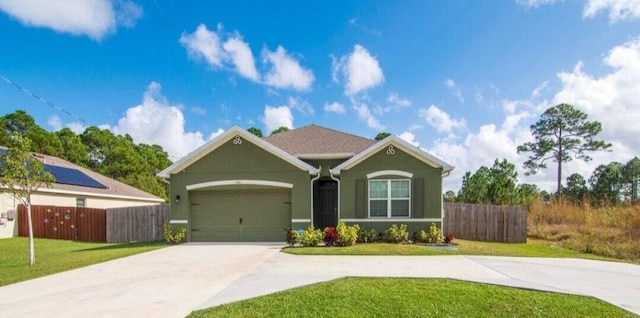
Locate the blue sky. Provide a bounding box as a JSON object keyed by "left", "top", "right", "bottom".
{"left": 1, "top": 0, "right": 639, "bottom": 191}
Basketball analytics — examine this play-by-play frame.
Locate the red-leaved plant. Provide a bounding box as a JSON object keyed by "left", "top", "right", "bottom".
{"left": 444, "top": 233, "right": 455, "bottom": 244}
{"left": 324, "top": 227, "right": 339, "bottom": 246}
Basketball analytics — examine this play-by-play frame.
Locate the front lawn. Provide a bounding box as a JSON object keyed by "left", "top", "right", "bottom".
{"left": 0, "top": 237, "right": 166, "bottom": 287}
{"left": 189, "top": 277, "right": 634, "bottom": 318}
{"left": 283, "top": 239, "right": 616, "bottom": 261}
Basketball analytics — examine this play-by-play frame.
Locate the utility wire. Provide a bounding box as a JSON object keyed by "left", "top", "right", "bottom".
{"left": 0, "top": 74, "right": 92, "bottom": 126}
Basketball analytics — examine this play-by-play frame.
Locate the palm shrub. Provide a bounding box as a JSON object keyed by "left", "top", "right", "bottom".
{"left": 299, "top": 225, "right": 324, "bottom": 247}
{"left": 336, "top": 222, "right": 360, "bottom": 246}
{"left": 384, "top": 224, "right": 409, "bottom": 243}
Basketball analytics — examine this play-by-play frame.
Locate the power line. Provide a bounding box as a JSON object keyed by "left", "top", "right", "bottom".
{"left": 0, "top": 74, "right": 92, "bottom": 126}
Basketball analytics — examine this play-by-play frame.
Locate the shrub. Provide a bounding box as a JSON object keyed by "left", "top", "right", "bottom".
{"left": 285, "top": 228, "right": 299, "bottom": 247}
{"left": 359, "top": 227, "right": 378, "bottom": 243}
{"left": 163, "top": 222, "right": 186, "bottom": 244}
{"left": 427, "top": 223, "right": 442, "bottom": 243}
{"left": 299, "top": 225, "right": 323, "bottom": 247}
{"left": 324, "top": 227, "right": 338, "bottom": 246}
{"left": 384, "top": 224, "right": 409, "bottom": 243}
{"left": 412, "top": 230, "right": 428, "bottom": 243}
{"left": 336, "top": 222, "right": 359, "bottom": 246}
{"left": 444, "top": 233, "right": 455, "bottom": 244}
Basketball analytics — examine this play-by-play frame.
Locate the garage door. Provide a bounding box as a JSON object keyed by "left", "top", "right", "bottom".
{"left": 190, "top": 189, "right": 291, "bottom": 242}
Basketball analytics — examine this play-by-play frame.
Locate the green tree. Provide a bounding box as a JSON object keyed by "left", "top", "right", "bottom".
{"left": 443, "top": 190, "right": 457, "bottom": 203}
{"left": 0, "top": 110, "right": 63, "bottom": 156}
{"left": 515, "top": 183, "right": 539, "bottom": 205}
{"left": 517, "top": 103, "right": 611, "bottom": 200}
{"left": 54, "top": 127, "right": 88, "bottom": 166}
{"left": 247, "top": 127, "right": 263, "bottom": 138}
{"left": 457, "top": 166, "right": 490, "bottom": 204}
{"left": 486, "top": 159, "right": 519, "bottom": 205}
{"left": 564, "top": 173, "right": 589, "bottom": 203}
{"left": 270, "top": 126, "right": 290, "bottom": 135}
{"left": 374, "top": 132, "right": 391, "bottom": 140}
{"left": 589, "top": 162, "right": 623, "bottom": 206}
{"left": 622, "top": 157, "right": 640, "bottom": 204}
{"left": 0, "top": 133, "right": 55, "bottom": 266}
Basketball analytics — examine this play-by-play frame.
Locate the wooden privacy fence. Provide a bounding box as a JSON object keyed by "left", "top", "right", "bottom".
{"left": 444, "top": 203, "right": 527, "bottom": 243}
{"left": 106, "top": 205, "right": 169, "bottom": 243}
{"left": 18, "top": 204, "right": 169, "bottom": 243}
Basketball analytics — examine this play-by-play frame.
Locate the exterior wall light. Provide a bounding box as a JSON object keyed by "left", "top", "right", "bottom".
{"left": 175, "top": 195, "right": 180, "bottom": 203}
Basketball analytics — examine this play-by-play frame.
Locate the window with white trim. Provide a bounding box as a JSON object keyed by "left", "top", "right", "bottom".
{"left": 368, "top": 179, "right": 410, "bottom": 217}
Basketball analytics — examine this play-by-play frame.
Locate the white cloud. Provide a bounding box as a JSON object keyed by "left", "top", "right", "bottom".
{"left": 190, "top": 106, "right": 207, "bottom": 115}
{"left": 515, "top": 0, "right": 560, "bottom": 8}
{"left": 444, "top": 79, "right": 464, "bottom": 103}
{"left": 180, "top": 24, "right": 261, "bottom": 82}
{"left": 554, "top": 35, "right": 640, "bottom": 158}
{"left": 110, "top": 82, "right": 209, "bottom": 159}
{"left": 332, "top": 45, "right": 385, "bottom": 96}
{"left": 209, "top": 128, "right": 224, "bottom": 140}
{"left": 287, "top": 97, "right": 314, "bottom": 115}
{"left": 223, "top": 35, "right": 259, "bottom": 81}
{"left": 352, "top": 101, "right": 384, "bottom": 130}
{"left": 398, "top": 131, "right": 419, "bottom": 147}
{"left": 374, "top": 92, "right": 412, "bottom": 115}
{"left": 180, "top": 24, "right": 226, "bottom": 67}
{"left": 387, "top": 92, "right": 411, "bottom": 107}
{"left": 583, "top": 0, "right": 640, "bottom": 22}
{"left": 0, "top": 0, "right": 142, "bottom": 40}
{"left": 262, "top": 46, "right": 315, "bottom": 91}
{"left": 418, "top": 105, "right": 467, "bottom": 134}
{"left": 48, "top": 115, "right": 62, "bottom": 130}
{"left": 262, "top": 105, "right": 294, "bottom": 133}
{"left": 516, "top": 0, "right": 640, "bottom": 23}
{"left": 432, "top": 37, "right": 640, "bottom": 193}
{"left": 324, "top": 101, "right": 346, "bottom": 114}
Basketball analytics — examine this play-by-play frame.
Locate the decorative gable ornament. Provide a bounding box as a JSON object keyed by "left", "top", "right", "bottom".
{"left": 386, "top": 145, "right": 396, "bottom": 155}
{"left": 232, "top": 135, "right": 243, "bottom": 145}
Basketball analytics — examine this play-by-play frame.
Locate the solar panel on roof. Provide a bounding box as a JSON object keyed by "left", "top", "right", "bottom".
{"left": 43, "top": 164, "right": 107, "bottom": 189}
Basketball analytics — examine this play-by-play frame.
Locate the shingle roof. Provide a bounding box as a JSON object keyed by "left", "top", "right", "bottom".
{"left": 0, "top": 146, "right": 163, "bottom": 202}
{"left": 263, "top": 124, "right": 377, "bottom": 158}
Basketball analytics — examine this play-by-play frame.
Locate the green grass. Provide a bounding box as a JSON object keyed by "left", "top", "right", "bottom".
{"left": 283, "top": 239, "right": 616, "bottom": 261}
{"left": 0, "top": 237, "right": 167, "bottom": 287}
{"left": 189, "top": 277, "right": 635, "bottom": 318}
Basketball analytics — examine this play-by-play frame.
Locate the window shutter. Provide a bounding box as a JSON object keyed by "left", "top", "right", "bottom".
{"left": 355, "top": 179, "right": 366, "bottom": 218}
{"left": 412, "top": 178, "right": 424, "bottom": 218}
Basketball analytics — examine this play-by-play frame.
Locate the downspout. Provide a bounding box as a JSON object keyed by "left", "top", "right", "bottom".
{"left": 310, "top": 167, "right": 322, "bottom": 226}
{"left": 329, "top": 168, "right": 341, "bottom": 223}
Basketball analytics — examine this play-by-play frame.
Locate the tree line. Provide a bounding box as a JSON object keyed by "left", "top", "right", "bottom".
{"left": 449, "top": 103, "right": 637, "bottom": 207}
{"left": 0, "top": 110, "right": 171, "bottom": 200}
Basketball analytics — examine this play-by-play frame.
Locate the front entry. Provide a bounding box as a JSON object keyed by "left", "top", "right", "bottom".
{"left": 314, "top": 179, "right": 338, "bottom": 230}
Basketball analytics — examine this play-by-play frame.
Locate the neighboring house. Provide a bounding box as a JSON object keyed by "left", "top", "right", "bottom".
{"left": 0, "top": 148, "right": 165, "bottom": 239}
{"left": 158, "top": 125, "right": 454, "bottom": 242}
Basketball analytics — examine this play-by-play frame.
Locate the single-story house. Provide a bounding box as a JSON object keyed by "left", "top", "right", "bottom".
{"left": 158, "top": 125, "right": 454, "bottom": 242}
{"left": 0, "top": 148, "right": 165, "bottom": 239}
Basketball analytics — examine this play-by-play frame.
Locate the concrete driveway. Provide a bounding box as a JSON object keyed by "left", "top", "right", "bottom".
{"left": 1, "top": 244, "right": 639, "bottom": 317}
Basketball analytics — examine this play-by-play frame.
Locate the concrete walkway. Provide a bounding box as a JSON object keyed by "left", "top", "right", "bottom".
{"left": 1, "top": 244, "right": 639, "bottom": 317}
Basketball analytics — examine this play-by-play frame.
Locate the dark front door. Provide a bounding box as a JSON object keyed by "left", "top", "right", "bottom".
{"left": 314, "top": 180, "right": 338, "bottom": 230}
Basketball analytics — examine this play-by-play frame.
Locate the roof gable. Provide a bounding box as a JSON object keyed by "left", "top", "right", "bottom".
{"left": 263, "top": 124, "right": 377, "bottom": 159}
{"left": 157, "top": 126, "right": 319, "bottom": 178}
{"left": 330, "top": 135, "right": 455, "bottom": 176}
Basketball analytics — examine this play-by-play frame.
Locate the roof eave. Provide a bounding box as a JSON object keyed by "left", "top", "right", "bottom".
{"left": 157, "top": 126, "right": 319, "bottom": 178}
{"left": 331, "top": 136, "right": 454, "bottom": 176}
